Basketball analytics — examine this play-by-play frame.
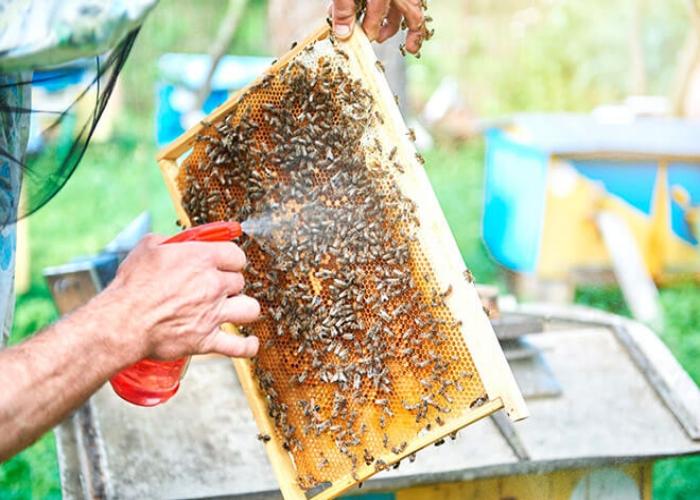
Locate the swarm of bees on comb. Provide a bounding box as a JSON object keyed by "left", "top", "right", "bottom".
{"left": 175, "top": 10, "right": 493, "bottom": 498}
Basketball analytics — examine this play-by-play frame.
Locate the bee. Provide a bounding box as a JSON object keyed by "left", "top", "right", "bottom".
{"left": 399, "top": 43, "right": 407, "bottom": 57}
{"left": 407, "top": 128, "right": 417, "bottom": 141}
{"left": 378, "top": 309, "right": 392, "bottom": 323}
{"left": 375, "top": 60, "right": 385, "bottom": 73}
{"left": 470, "top": 395, "right": 488, "bottom": 408}
{"left": 440, "top": 284, "right": 452, "bottom": 298}
{"left": 415, "top": 152, "right": 425, "bottom": 165}
{"left": 391, "top": 441, "right": 407, "bottom": 455}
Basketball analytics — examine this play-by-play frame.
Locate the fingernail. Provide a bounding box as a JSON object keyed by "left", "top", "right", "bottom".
{"left": 335, "top": 24, "right": 351, "bottom": 38}
{"left": 249, "top": 336, "right": 260, "bottom": 355}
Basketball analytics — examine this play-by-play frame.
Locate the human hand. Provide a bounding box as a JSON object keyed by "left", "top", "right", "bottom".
{"left": 105, "top": 234, "right": 260, "bottom": 361}
{"left": 330, "top": 0, "right": 426, "bottom": 54}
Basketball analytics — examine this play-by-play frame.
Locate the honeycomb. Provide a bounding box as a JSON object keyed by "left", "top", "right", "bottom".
{"left": 172, "top": 29, "right": 491, "bottom": 496}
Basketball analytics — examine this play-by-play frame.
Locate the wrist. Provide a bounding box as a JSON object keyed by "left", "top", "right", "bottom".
{"left": 82, "top": 283, "right": 151, "bottom": 369}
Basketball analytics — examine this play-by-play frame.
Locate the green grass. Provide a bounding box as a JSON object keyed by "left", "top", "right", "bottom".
{"left": 423, "top": 143, "right": 499, "bottom": 285}
{"left": 652, "top": 285, "right": 700, "bottom": 500}
{"left": 0, "top": 434, "right": 60, "bottom": 500}
{"left": 574, "top": 285, "right": 631, "bottom": 318}
{"left": 2, "top": 0, "right": 699, "bottom": 497}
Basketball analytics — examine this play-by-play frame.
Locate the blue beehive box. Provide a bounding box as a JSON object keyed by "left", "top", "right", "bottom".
{"left": 483, "top": 113, "right": 700, "bottom": 283}
{"left": 156, "top": 53, "right": 274, "bottom": 147}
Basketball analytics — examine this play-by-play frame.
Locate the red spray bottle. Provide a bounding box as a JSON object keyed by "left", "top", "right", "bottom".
{"left": 109, "top": 221, "right": 244, "bottom": 406}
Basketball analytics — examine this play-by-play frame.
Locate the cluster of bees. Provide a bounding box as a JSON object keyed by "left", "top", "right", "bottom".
{"left": 179, "top": 34, "right": 485, "bottom": 493}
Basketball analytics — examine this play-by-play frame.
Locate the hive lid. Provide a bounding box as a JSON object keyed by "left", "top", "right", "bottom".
{"left": 493, "top": 113, "right": 700, "bottom": 160}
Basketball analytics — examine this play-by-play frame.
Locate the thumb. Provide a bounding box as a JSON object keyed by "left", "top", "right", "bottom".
{"left": 200, "top": 329, "right": 259, "bottom": 358}
{"left": 332, "top": 0, "right": 356, "bottom": 40}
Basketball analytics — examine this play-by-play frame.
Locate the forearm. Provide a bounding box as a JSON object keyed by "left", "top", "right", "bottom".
{"left": 0, "top": 288, "right": 142, "bottom": 461}
{"left": 0, "top": 235, "right": 259, "bottom": 461}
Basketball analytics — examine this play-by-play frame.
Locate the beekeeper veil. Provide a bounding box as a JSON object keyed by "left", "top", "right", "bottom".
{"left": 0, "top": 0, "right": 158, "bottom": 225}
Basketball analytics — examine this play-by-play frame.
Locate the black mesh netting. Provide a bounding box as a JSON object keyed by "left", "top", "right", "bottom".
{"left": 0, "top": 29, "right": 139, "bottom": 226}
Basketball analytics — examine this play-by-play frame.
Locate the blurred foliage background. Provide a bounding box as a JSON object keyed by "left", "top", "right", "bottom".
{"left": 1, "top": 0, "right": 699, "bottom": 498}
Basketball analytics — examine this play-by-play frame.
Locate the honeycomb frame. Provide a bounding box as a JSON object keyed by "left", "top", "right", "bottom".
{"left": 157, "top": 25, "right": 527, "bottom": 500}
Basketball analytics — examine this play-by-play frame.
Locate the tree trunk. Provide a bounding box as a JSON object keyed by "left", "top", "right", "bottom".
{"left": 671, "top": 0, "right": 700, "bottom": 116}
